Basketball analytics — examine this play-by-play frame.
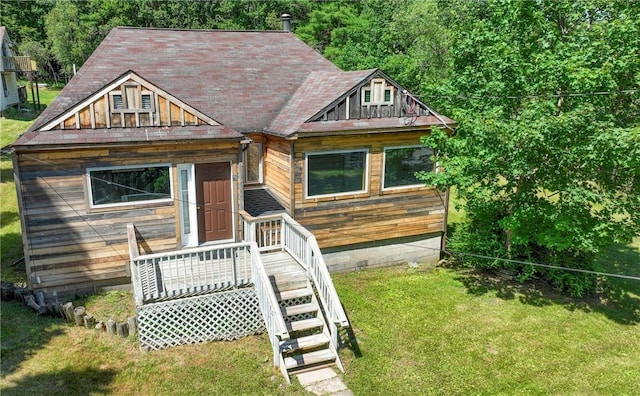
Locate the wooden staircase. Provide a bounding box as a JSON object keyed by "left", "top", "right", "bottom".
{"left": 263, "top": 251, "right": 344, "bottom": 381}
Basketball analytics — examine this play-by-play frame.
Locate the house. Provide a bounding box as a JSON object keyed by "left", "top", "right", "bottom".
{"left": 11, "top": 25, "right": 455, "bottom": 379}
{"left": 0, "top": 27, "right": 25, "bottom": 113}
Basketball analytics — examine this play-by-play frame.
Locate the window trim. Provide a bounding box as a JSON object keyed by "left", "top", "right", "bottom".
{"left": 177, "top": 163, "right": 198, "bottom": 247}
{"left": 109, "top": 83, "right": 155, "bottom": 113}
{"left": 1, "top": 74, "right": 8, "bottom": 97}
{"left": 243, "top": 141, "right": 264, "bottom": 185}
{"left": 86, "top": 163, "right": 174, "bottom": 209}
{"left": 305, "top": 149, "right": 370, "bottom": 199}
{"left": 361, "top": 78, "right": 394, "bottom": 105}
{"left": 382, "top": 145, "right": 434, "bottom": 191}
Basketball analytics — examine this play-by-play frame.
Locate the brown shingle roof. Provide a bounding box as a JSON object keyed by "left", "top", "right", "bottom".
{"left": 28, "top": 27, "right": 340, "bottom": 134}
{"left": 268, "top": 69, "right": 377, "bottom": 136}
{"left": 296, "top": 115, "right": 457, "bottom": 135}
{"left": 14, "top": 125, "right": 241, "bottom": 148}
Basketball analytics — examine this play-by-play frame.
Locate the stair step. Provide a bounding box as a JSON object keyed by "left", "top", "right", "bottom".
{"left": 284, "top": 349, "right": 336, "bottom": 370}
{"left": 277, "top": 287, "right": 313, "bottom": 302}
{"left": 286, "top": 317, "right": 324, "bottom": 333}
{"left": 280, "top": 334, "right": 329, "bottom": 354}
{"left": 281, "top": 302, "right": 317, "bottom": 317}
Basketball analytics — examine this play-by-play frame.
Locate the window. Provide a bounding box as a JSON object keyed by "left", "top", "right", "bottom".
{"left": 112, "top": 94, "right": 124, "bottom": 109}
{"left": 306, "top": 150, "right": 368, "bottom": 198}
{"left": 141, "top": 94, "right": 152, "bottom": 109}
{"left": 109, "top": 84, "right": 154, "bottom": 112}
{"left": 1, "top": 74, "right": 7, "bottom": 97}
{"left": 362, "top": 78, "right": 394, "bottom": 105}
{"left": 383, "top": 146, "right": 434, "bottom": 190}
{"left": 177, "top": 164, "right": 198, "bottom": 246}
{"left": 88, "top": 164, "right": 172, "bottom": 207}
{"left": 244, "top": 141, "right": 263, "bottom": 184}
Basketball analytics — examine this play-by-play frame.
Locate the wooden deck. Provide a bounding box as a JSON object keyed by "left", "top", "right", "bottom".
{"left": 133, "top": 246, "right": 307, "bottom": 304}
{"left": 261, "top": 251, "right": 308, "bottom": 293}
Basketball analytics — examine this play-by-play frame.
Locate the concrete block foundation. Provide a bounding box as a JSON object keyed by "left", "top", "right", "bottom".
{"left": 322, "top": 233, "right": 442, "bottom": 273}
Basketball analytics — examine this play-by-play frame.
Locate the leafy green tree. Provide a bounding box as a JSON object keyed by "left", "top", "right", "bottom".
{"left": 419, "top": 0, "right": 640, "bottom": 297}
{"left": 44, "top": 0, "right": 94, "bottom": 76}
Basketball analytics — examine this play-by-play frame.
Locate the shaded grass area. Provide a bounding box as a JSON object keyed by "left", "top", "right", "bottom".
{"left": 1, "top": 87, "right": 60, "bottom": 282}
{"left": 334, "top": 264, "right": 640, "bottom": 395}
{"left": 0, "top": 300, "right": 306, "bottom": 395}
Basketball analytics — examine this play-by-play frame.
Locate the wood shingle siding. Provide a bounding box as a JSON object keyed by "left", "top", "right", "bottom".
{"left": 14, "top": 142, "right": 240, "bottom": 296}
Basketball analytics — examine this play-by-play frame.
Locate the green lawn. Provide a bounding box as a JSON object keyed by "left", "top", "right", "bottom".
{"left": 2, "top": 256, "right": 638, "bottom": 395}
{"left": 335, "top": 258, "right": 639, "bottom": 395}
{"left": 1, "top": 86, "right": 61, "bottom": 281}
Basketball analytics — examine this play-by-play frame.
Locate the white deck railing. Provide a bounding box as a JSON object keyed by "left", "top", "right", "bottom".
{"left": 242, "top": 213, "right": 282, "bottom": 252}
{"left": 127, "top": 225, "right": 289, "bottom": 366}
{"left": 242, "top": 213, "right": 350, "bottom": 345}
{"left": 129, "top": 241, "right": 254, "bottom": 304}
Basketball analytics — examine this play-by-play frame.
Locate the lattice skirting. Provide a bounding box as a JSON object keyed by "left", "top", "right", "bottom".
{"left": 137, "top": 287, "right": 266, "bottom": 350}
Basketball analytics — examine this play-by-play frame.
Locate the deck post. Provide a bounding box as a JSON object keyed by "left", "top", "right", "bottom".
{"left": 280, "top": 219, "right": 286, "bottom": 251}
{"left": 305, "top": 244, "right": 313, "bottom": 278}
{"left": 232, "top": 248, "right": 238, "bottom": 287}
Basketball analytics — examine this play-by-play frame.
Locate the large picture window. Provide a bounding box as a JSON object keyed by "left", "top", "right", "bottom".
{"left": 383, "top": 146, "right": 434, "bottom": 189}
{"left": 306, "top": 150, "right": 368, "bottom": 198}
{"left": 88, "top": 164, "right": 172, "bottom": 207}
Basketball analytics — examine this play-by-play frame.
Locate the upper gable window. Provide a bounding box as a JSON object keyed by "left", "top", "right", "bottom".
{"left": 362, "top": 78, "right": 394, "bottom": 105}
{"left": 110, "top": 83, "right": 154, "bottom": 112}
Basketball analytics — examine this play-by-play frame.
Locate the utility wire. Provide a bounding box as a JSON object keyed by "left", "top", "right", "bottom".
{"left": 417, "top": 88, "right": 639, "bottom": 101}
{"left": 18, "top": 154, "right": 640, "bottom": 282}
{"left": 443, "top": 249, "right": 640, "bottom": 281}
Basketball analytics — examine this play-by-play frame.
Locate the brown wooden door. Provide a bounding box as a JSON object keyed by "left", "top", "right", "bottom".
{"left": 195, "top": 163, "right": 232, "bottom": 242}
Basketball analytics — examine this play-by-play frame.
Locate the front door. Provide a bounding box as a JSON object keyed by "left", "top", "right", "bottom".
{"left": 195, "top": 163, "right": 233, "bottom": 242}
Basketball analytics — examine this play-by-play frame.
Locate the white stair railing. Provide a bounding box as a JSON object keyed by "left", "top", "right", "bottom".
{"left": 241, "top": 213, "right": 350, "bottom": 350}
{"left": 279, "top": 214, "right": 350, "bottom": 346}
{"left": 249, "top": 242, "right": 290, "bottom": 378}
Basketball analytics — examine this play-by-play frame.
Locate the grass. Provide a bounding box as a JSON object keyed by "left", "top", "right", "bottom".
{"left": 0, "top": 300, "right": 306, "bottom": 395}
{"left": 1, "top": 86, "right": 60, "bottom": 282}
{"left": 1, "top": 252, "right": 637, "bottom": 395}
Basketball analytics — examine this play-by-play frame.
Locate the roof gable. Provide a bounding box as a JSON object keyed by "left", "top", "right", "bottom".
{"left": 37, "top": 71, "right": 220, "bottom": 131}
{"left": 268, "top": 69, "right": 454, "bottom": 137}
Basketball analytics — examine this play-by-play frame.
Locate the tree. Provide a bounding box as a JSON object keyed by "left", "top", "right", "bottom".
{"left": 44, "top": 0, "right": 94, "bottom": 77}
{"left": 419, "top": 0, "right": 640, "bottom": 297}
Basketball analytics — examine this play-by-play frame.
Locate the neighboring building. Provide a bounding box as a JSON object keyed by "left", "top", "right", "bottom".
{"left": 12, "top": 26, "right": 455, "bottom": 298}
{"left": 0, "top": 27, "right": 22, "bottom": 112}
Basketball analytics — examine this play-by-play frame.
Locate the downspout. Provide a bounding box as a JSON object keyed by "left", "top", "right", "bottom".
{"left": 440, "top": 188, "right": 450, "bottom": 257}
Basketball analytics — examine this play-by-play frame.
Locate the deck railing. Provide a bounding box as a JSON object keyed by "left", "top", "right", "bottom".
{"left": 242, "top": 213, "right": 350, "bottom": 345}
{"left": 242, "top": 213, "right": 282, "bottom": 252}
{"left": 249, "top": 243, "right": 290, "bottom": 374}
{"left": 129, "top": 242, "right": 254, "bottom": 304}
{"left": 2, "top": 56, "right": 36, "bottom": 72}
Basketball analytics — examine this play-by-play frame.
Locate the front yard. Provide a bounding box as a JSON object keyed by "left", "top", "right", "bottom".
{"left": 2, "top": 253, "right": 638, "bottom": 395}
